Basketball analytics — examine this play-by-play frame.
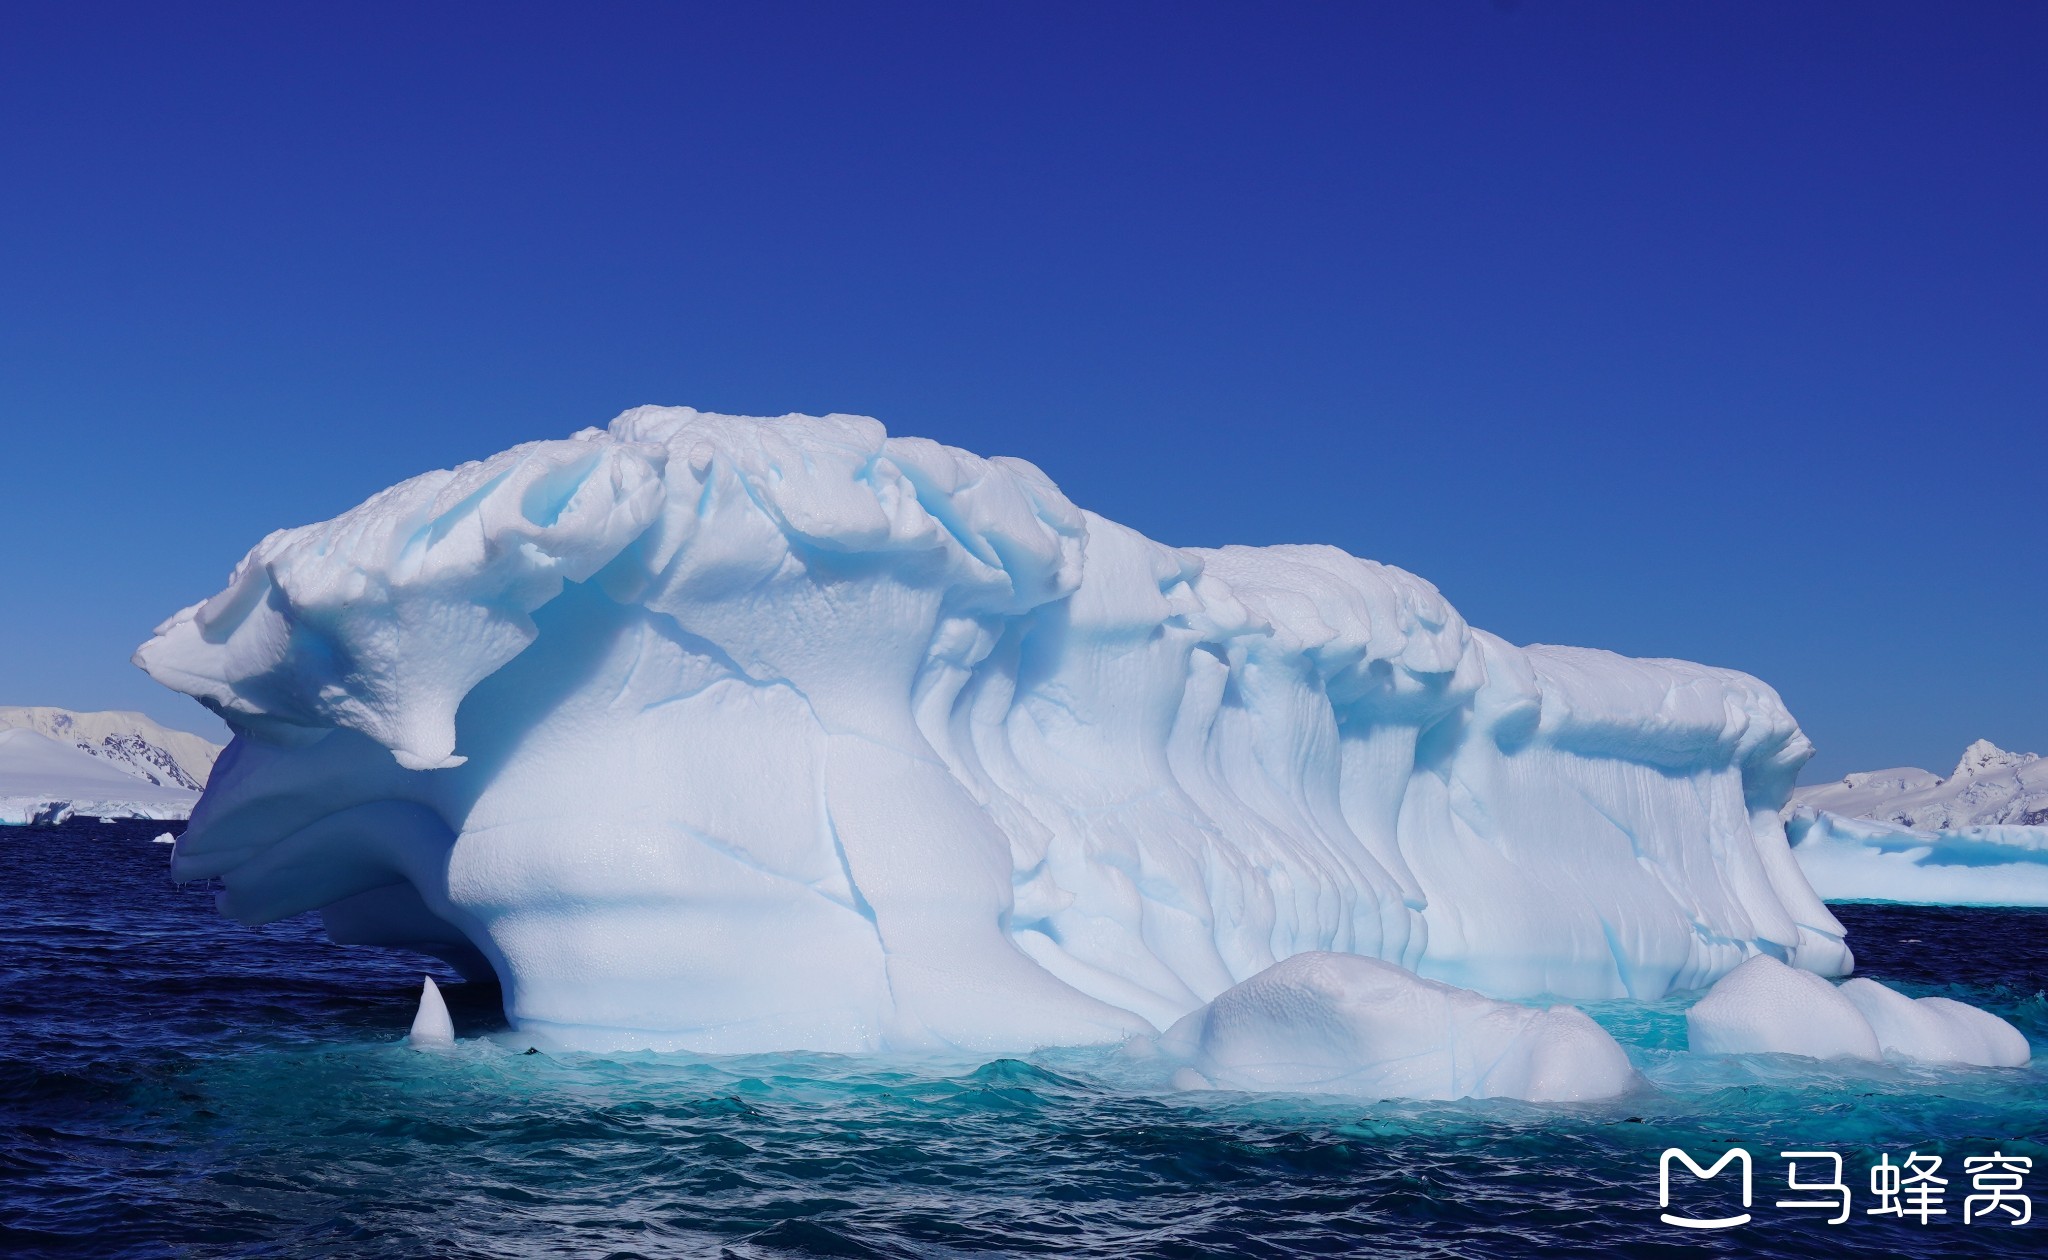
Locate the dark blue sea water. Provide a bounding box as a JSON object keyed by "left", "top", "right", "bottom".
{"left": 3, "top": 819, "right": 2042, "bottom": 1258}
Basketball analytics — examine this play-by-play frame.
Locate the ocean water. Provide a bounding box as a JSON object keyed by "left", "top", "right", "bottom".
{"left": 3, "top": 819, "right": 2042, "bottom": 1258}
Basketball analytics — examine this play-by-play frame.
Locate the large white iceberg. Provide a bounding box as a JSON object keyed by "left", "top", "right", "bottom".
{"left": 137, "top": 408, "right": 1852, "bottom": 1055}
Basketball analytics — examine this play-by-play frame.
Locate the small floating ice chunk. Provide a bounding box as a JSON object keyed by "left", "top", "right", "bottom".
{"left": 152, "top": 832, "right": 175, "bottom": 845}
{"left": 1156, "top": 952, "right": 1637, "bottom": 1102}
{"left": 1837, "top": 978, "right": 2030, "bottom": 1068}
{"left": 1686, "top": 955, "right": 2029, "bottom": 1068}
{"left": 408, "top": 975, "right": 455, "bottom": 1048}
{"left": 1686, "top": 955, "right": 1881, "bottom": 1061}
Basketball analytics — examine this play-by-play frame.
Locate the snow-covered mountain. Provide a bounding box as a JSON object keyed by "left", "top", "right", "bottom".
{"left": 0, "top": 707, "right": 221, "bottom": 791}
{"left": 1791, "top": 739, "right": 2048, "bottom": 829}
{"left": 0, "top": 728, "right": 200, "bottom": 824}
{"left": 0, "top": 708, "right": 221, "bottom": 825}
{"left": 1787, "top": 740, "right": 2048, "bottom": 906}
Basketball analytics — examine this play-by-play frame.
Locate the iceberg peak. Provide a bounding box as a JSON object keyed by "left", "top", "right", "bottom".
{"left": 409, "top": 976, "right": 455, "bottom": 1048}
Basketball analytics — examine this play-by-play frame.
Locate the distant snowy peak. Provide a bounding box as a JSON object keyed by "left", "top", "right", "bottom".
{"left": 1952, "top": 738, "right": 2039, "bottom": 782}
{"left": 1792, "top": 740, "right": 2048, "bottom": 830}
{"left": 1790, "top": 741, "right": 2048, "bottom": 907}
{"left": 86, "top": 731, "right": 205, "bottom": 790}
{"left": 0, "top": 707, "right": 221, "bottom": 791}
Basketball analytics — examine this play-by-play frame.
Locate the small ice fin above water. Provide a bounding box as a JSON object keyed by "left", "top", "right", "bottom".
{"left": 408, "top": 976, "right": 455, "bottom": 1049}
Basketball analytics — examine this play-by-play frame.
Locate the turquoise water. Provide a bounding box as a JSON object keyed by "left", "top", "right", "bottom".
{"left": 4, "top": 820, "right": 2042, "bottom": 1257}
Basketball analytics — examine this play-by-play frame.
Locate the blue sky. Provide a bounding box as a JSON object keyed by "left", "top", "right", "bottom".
{"left": 2, "top": 2, "right": 2042, "bottom": 781}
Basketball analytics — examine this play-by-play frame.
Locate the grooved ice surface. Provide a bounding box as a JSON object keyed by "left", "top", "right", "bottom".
{"left": 137, "top": 408, "right": 1850, "bottom": 1055}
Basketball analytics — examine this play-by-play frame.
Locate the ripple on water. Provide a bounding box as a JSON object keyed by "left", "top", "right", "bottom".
{"left": 2, "top": 820, "right": 2043, "bottom": 1258}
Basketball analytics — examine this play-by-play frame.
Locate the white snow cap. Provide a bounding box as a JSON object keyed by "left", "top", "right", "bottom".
{"left": 139, "top": 407, "right": 1848, "bottom": 1056}
{"left": 0, "top": 728, "right": 199, "bottom": 824}
{"left": 1686, "top": 954, "right": 2027, "bottom": 1068}
{"left": 1791, "top": 739, "right": 2047, "bottom": 832}
{"left": 1157, "top": 953, "right": 1637, "bottom": 1101}
{"left": 0, "top": 706, "right": 221, "bottom": 789}
{"left": 1952, "top": 739, "right": 2039, "bottom": 782}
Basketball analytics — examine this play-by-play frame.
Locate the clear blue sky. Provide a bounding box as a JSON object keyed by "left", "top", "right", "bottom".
{"left": 2, "top": 2, "right": 2042, "bottom": 782}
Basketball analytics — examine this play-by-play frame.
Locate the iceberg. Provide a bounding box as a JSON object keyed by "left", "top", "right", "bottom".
{"left": 1786, "top": 742, "right": 2048, "bottom": 906}
{"left": 409, "top": 976, "right": 456, "bottom": 1049}
{"left": 1155, "top": 952, "right": 1637, "bottom": 1100}
{"left": 1837, "top": 978, "right": 2030, "bottom": 1068}
{"left": 1787, "top": 808, "right": 2048, "bottom": 907}
{"left": 138, "top": 407, "right": 1853, "bottom": 1056}
{"left": 1686, "top": 955, "right": 2028, "bottom": 1068}
{"left": 1686, "top": 954, "right": 1882, "bottom": 1061}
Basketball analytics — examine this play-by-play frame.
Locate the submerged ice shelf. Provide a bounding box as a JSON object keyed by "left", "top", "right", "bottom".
{"left": 140, "top": 407, "right": 1862, "bottom": 1071}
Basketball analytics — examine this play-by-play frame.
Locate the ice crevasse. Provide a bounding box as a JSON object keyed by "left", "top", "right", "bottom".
{"left": 138, "top": 407, "right": 1853, "bottom": 1059}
